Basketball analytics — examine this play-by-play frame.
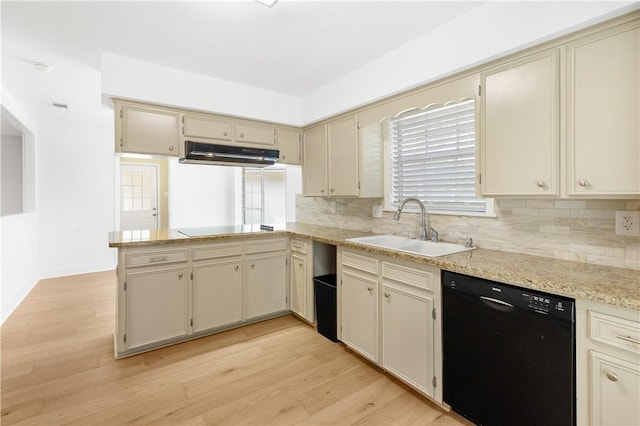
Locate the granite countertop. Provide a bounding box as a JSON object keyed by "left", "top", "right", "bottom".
{"left": 109, "top": 223, "right": 640, "bottom": 311}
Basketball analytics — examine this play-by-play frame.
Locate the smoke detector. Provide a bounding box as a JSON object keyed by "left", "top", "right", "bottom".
{"left": 48, "top": 101, "right": 69, "bottom": 110}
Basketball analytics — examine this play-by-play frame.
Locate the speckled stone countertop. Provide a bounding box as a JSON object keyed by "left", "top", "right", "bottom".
{"left": 109, "top": 223, "right": 640, "bottom": 311}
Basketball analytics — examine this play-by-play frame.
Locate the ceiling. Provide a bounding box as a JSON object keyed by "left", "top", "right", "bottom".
{"left": 1, "top": 1, "right": 479, "bottom": 96}
{"left": 1, "top": 1, "right": 636, "bottom": 126}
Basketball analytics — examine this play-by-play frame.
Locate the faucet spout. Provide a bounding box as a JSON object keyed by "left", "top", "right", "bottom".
{"left": 393, "top": 197, "right": 434, "bottom": 241}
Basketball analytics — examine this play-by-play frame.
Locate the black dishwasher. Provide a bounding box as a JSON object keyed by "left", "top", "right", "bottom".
{"left": 442, "top": 271, "right": 575, "bottom": 426}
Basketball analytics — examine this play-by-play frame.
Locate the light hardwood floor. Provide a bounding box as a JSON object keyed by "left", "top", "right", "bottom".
{"left": 1, "top": 271, "right": 472, "bottom": 425}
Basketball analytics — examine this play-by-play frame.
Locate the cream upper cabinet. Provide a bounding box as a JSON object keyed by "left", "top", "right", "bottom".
{"left": 328, "top": 114, "right": 359, "bottom": 196}
{"left": 182, "top": 113, "right": 233, "bottom": 143}
{"left": 116, "top": 102, "right": 180, "bottom": 157}
{"left": 181, "top": 113, "right": 275, "bottom": 149}
{"left": 566, "top": 21, "right": 640, "bottom": 197}
{"left": 234, "top": 120, "right": 276, "bottom": 147}
{"left": 276, "top": 127, "right": 301, "bottom": 165}
{"left": 303, "top": 123, "right": 328, "bottom": 196}
{"left": 303, "top": 114, "right": 382, "bottom": 197}
{"left": 478, "top": 49, "right": 560, "bottom": 197}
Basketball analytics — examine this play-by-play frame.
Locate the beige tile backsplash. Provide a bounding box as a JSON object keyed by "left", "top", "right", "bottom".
{"left": 296, "top": 196, "right": 640, "bottom": 270}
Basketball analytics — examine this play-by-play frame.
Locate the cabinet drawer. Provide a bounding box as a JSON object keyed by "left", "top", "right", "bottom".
{"left": 193, "top": 243, "right": 242, "bottom": 261}
{"left": 245, "top": 238, "right": 287, "bottom": 254}
{"left": 290, "top": 239, "right": 307, "bottom": 254}
{"left": 234, "top": 121, "right": 275, "bottom": 146}
{"left": 589, "top": 311, "right": 640, "bottom": 355}
{"left": 126, "top": 248, "right": 188, "bottom": 268}
{"left": 342, "top": 251, "right": 378, "bottom": 274}
{"left": 382, "top": 262, "right": 433, "bottom": 291}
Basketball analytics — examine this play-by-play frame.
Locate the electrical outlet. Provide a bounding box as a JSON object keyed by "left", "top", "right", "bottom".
{"left": 615, "top": 211, "right": 640, "bottom": 236}
{"left": 372, "top": 205, "right": 383, "bottom": 218}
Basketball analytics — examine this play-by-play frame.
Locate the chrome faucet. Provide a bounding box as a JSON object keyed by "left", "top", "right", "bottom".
{"left": 393, "top": 197, "right": 438, "bottom": 242}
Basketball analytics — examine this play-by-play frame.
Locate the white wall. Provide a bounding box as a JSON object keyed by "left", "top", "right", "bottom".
{"left": 168, "top": 159, "right": 237, "bottom": 228}
{"left": 101, "top": 53, "right": 302, "bottom": 126}
{"left": 1, "top": 89, "right": 40, "bottom": 323}
{"left": 301, "top": 2, "right": 638, "bottom": 123}
{"left": 36, "top": 111, "right": 116, "bottom": 278}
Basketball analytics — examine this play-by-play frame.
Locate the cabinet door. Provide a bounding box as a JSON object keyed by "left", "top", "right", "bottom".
{"left": 235, "top": 121, "right": 276, "bottom": 147}
{"left": 328, "top": 114, "right": 359, "bottom": 196}
{"left": 590, "top": 351, "right": 640, "bottom": 425}
{"left": 341, "top": 270, "right": 379, "bottom": 363}
{"left": 277, "top": 127, "right": 301, "bottom": 165}
{"left": 479, "top": 49, "right": 559, "bottom": 196}
{"left": 125, "top": 266, "right": 189, "bottom": 349}
{"left": 246, "top": 252, "right": 287, "bottom": 319}
{"left": 303, "top": 124, "right": 328, "bottom": 196}
{"left": 120, "top": 104, "right": 180, "bottom": 156}
{"left": 192, "top": 259, "right": 242, "bottom": 333}
{"left": 382, "top": 282, "right": 433, "bottom": 397}
{"left": 290, "top": 253, "right": 306, "bottom": 319}
{"left": 567, "top": 23, "right": 640, "bottom": 197}
{"left": 182, "top": 114, "right": 233, "bottom": 142}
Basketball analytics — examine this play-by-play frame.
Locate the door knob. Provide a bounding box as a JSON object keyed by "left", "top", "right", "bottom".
{"left": 606, "top": 371, "right": 618, "bottom": 382}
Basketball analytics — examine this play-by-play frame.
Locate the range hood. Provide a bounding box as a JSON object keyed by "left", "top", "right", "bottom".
{"left": 180, "top": 141, "right": 279, "bottom": 167}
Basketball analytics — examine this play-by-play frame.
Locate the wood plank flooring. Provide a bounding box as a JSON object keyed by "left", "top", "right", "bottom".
{"left": 1, "top": 271, "right": 472, "bottom": 425}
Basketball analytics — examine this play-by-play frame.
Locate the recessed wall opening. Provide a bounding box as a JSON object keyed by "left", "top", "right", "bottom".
{"left": 1, "top": 106, "right": 35, "bottom": 216}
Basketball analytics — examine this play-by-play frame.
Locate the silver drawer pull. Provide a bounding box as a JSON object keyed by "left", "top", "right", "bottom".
{"left": 606, "top": 371, "right": 619, "bottom": 382}
{"left": 149, "top": 256, "right": 168, "bottom": 263}
{"left": 616, "top": 335, "right": 640, "bottom": 345}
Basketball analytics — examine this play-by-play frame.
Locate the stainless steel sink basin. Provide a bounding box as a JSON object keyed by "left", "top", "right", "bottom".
{"left": 346, "top": 234, "right": 475, "bottom": 257}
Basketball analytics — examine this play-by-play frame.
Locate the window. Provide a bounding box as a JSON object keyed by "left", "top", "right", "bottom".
{"left": 385, "top": 99, "right": 492, "bottom": 216}
{"left": 243, "top": 167, "right": 287, "bottom": 225}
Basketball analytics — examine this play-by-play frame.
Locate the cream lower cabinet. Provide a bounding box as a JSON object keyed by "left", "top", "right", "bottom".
{"left": 290, "top": 238, "right": 314, "bottom": 323}
{"left": 381, "top": 261, "right": 435, "bottom": 399}
{"left": 576, "top": 300, "right": 640, "bottom": 425}
{"left": 339, "top": 248, "right": 442, "bottom": 402}
{"left": 192, "top": 258, "right": 242, "bottom": 333}
{"left": 116, "top": 237, "right": 288, "bottom": 358}
{"left": 124, "top": 265, "right": 190, "bottom": 351}
{"left": 246, "top": 239, "right": 288, "bottom": 320}
{"left": 191, "top": 242, "right": 244, "bottom": 333}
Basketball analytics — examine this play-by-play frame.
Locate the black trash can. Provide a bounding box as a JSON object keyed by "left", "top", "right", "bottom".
{"left": 314, "top": 274, "right": 338, "bottom": 342}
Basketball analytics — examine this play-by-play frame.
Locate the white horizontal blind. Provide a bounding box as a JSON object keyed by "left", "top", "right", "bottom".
{"left": 390, "top": 99, "right": 485, "bottom": 212}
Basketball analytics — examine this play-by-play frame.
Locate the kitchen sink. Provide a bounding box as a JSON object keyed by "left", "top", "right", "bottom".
{"left": 346, "top": 234, "right": 475, "bottom": 257}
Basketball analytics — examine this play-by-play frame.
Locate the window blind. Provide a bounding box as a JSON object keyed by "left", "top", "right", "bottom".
{"left": 390, "top": 99, "right": 485, "bottom": 213}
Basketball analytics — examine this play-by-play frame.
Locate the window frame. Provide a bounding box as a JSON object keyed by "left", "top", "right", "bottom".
{"left": 383, "top": 98, "right": 495, "bottom": 217}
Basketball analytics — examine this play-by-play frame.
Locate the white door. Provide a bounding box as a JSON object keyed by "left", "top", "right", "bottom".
{"left": 120, "top": 164, "right": 159, "bottom": 231}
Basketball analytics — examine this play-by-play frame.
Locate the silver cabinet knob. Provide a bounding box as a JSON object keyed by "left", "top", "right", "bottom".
{"left": 178, "top": 272, "right": 184, "bottom": 279}
{"left": 320, "top": 189, "right": 325, "bottom": 193}
{"left": 367, "top": 286, "right": 373, "bottom": 293}
{"left": 251, "top": 263, "right": 255, "bottom": 268}
{"left": 579, "top": 179, "right": 590, "bottom": 187}
{"left": 282, "top": 155, "right": 286, "bottom": 160}
{"left": 330, "top": 189, "right": 335, "bottom": 193}
{"left": 223, "top": 131, "right": 228, "bottom": 136}
{"left": 537, "top": 181, "right": 546, "bottom": 188}
{"left": 169, "top": 146, "right": 174, "bottom": 151}
{"left": 384, "top": 292, "right": 390, "bottom": 298}
{"left": 152, "top": 213, "right": 157, "bottom": 217}
{"left": 234, "top": 265, "right": 239, "bottom": 271}
{"left": 606, "top": 371, "right": 619, "bottom": 382}
{"left": 240, "top": 133, "right": 245, "bottom": 138}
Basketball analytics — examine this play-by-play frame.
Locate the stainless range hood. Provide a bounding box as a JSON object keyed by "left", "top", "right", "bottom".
{"left": 180, "top": 141, "right": 279, "bottom": 167}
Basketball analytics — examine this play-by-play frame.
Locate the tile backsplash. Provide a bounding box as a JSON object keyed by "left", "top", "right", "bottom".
{"left": 296, "top": 196, "right": 640, "bottom": 270}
